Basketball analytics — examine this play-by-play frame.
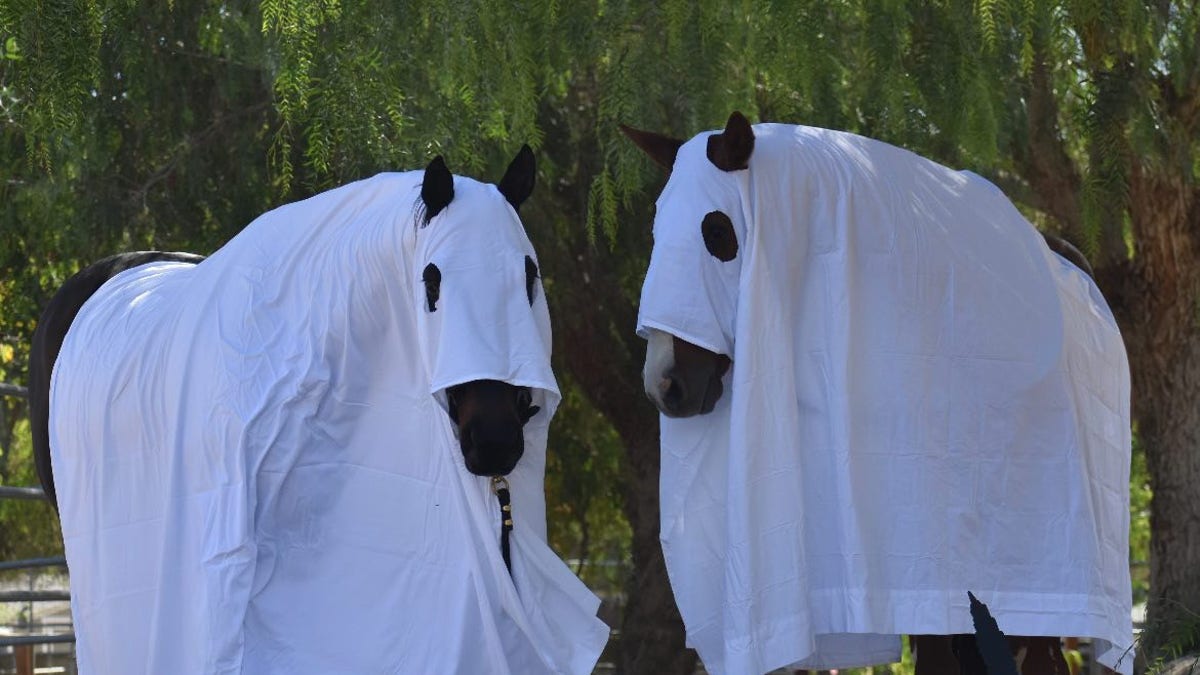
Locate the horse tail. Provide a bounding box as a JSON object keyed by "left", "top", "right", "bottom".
{"left": 1041, "top": 231, "right": 1095, "bottom": 280}
{"left": 28, "top": 251, "right": 205, "bottom": 513}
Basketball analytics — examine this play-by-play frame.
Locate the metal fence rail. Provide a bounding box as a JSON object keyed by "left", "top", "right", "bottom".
{"left": 0, "top": 377, "right": 46, "bottom": 508}
{"left": 0, "top": 634, "right": 75, "bottom": 648}
{"left": 0, "top": 558, "right": 65, "bottom": 574}
{"left": 0, "top": 591, "right": 70, "bottom": 604}
{"left": 0, "top": 487, "right": 43, "bottom": 502}
{"left": 0, "top": 387, "right": 77, "bottom": 672}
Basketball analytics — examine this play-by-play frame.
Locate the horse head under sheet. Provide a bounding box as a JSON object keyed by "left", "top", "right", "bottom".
{"left": 413, "top": 150, "right": 545, "bottom": 476}
{"left": 30, "top": 149, "right": 546, "bottom": 509}
{"left": 28, "top": 149, "right": 608, "bottom": 674}
{"left": 621, "top": 112, "right": 756, "bottom": 418}
{"left": 624, "top": 112, "right": 1096, "bottom": 420}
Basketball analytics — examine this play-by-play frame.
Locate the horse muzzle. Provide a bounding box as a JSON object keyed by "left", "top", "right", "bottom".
{"left": 460, "top": 420, "right": 525, "bottom": 476}
{"left": 643, "top": 329, "right": 731, "bottom": 418}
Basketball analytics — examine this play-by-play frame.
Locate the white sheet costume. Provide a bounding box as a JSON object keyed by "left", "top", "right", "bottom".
{"left": 636, "top": 119, "right": 1133, "bottom": 674}
{"left": 48, "top": 158, "right": 609, "bottom": 674}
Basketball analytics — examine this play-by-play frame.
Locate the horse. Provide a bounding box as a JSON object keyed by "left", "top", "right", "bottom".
{"left": 26, "top": 149, "right": 608, "bottom": 674}
{"left": 29, "top": 160, "right": 541, "bottom": 510}
{"left": 622, "top": 112, "right": 1131, "bottom": 675}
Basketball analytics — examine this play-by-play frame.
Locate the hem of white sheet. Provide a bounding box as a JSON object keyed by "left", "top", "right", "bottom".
{"left": 689, "top": 614, "right": 901, "bottom": 675}
{"left": 635, "top": 318, "right": 731, "bottom": 360}
{"left": 428, "top": 376, "right": 560, "bottom": 398}
{"left": 785, "top": 637, "right": 901, "bottom": 671}
{"left": 683, "top": 588, "right": 1134, "bottom": 675}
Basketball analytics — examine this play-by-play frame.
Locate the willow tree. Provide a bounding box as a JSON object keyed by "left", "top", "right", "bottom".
{"left": 3, "top": 0, "right": 1198, "bottom": 671}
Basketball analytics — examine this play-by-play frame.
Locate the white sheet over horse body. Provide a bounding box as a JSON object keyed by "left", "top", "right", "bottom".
{"left": 49, "top": 171, "right": 608, "bottom": 674}
{"left": 636, "top": 122, "right": 1132, "bottom": 674}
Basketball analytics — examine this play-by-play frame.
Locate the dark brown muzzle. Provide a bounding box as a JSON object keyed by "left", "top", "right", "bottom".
{"left": 649, "top": 337, "right": 731, "bottom": 418}
{"left": 447, "top": 380, "right": 539, "bottom": 476}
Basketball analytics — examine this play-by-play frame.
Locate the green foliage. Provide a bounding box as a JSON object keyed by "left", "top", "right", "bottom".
{"left": 1142, "top": 608, "right": 1200, "bottom": 674}
{"left": 544, "top": 377, "right": 630, "bottom": 593}
{"left": 1131, "top": 433, "right": 1151, "bottom": 605}
{"left": 12, "top": 0, "right": 1189, "bottom": 254}
{"left": 3, "top": 0, "right": 1198, "bottom": 667}
{"left": 4, "top": 1, "right": 1195, "bottom": 242}
{"left": 0, "top": 419, "right": 63, "bottom": 562}
{"left": 830, "top": 636, "right": 916, "bottom": 675}
{"left": 0, "top": 0, "right": 104, "bottom": 170}
{"left": 2, "top": 36, "right": 20, "bottom": 60}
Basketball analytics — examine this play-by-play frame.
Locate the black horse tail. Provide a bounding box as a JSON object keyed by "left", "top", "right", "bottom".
{"left": 28, "top": 251, "right": 204, "bottom": 513}
{"left": 1041, "top": 231, "right": 1095, "bottom": 280}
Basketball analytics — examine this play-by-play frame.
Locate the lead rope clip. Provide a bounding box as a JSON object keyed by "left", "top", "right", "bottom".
{"left": 490, "top": 476, "right": 513, "bottom": 576}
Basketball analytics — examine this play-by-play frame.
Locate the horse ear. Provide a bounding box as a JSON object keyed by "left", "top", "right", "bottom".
{"left": 421, "top": 155, "right": 455, "bottom": 224}
{"left": 498, "top": 144, "right": 536, "bottom": 211}
{"left": 619, "top": 124, "right": 684, "bottom": 171}
{"left": 706, "top": 111, "right": 755, "bottom": 171}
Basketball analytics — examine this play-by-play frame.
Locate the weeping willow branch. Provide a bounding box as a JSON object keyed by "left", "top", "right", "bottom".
{"left": 129, "top": 99, "right": 272, "bottom": 209}
{"left": 1012, "top": 47, "right": 1085, "bottom": 249}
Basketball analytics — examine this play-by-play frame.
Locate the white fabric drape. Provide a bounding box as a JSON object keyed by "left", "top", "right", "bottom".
{"left": 639, "top": 124, "right": 1133, "bottom": 675}
{"left": 50, "top": 172, "right": 608, "bottom": 674}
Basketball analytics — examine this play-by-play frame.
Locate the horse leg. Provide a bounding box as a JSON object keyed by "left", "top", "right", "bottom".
{"left": 914, "top": 634, "right": 1068, "bottom": 674}
{"left": 28, "top": 251, "right": 204, "bottom": 512}
{"left": 1010, "top": 636, "right": 1069, "bottom": 674}
{"left": 914, "top": 635, "right": 972, "bottom": 674}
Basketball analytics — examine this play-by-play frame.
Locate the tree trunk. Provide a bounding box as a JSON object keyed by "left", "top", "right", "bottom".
{"left": 1016, "top": 48, "right": 1200, "bottom": 658}
{"left": 531, "top": 96, "right": 697, "bottom": 675}
{"left": 545, "top": 237, "right": 697, "bottom": 675}
{"left": 1137, "top": 330, "right": 1200, "bottom": 654}
{"left": 1104, "top": 167, "right": 1200, "bottom": 656}
{"left": 616, "top": 435, "right": 695, "bottom": 675}
{"left": 546, "top": 239, "right": 697, "bottom": 675}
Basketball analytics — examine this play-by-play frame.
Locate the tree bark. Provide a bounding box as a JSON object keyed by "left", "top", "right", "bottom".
{"left": 545, "top": 231, "right": 696, "bottom": 675}
{"left": 1109, "top": 165, "right": 1200, "bottom": 654}
{"left": 1015, "top": 49, "right": 1200, "bottom": 658}
{"left": 1011, "top": 57, "right": 1084, "bottom": 242}
{"left": 543, "top": 229, "right": 697, "bottom": 675}
{"left": 529, "top": 96, "right": 697, "bottom": 675}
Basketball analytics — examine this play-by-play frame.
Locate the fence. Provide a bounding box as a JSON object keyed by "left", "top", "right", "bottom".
{"left": 1, "top": 382, "right": 75, "bottom": 675}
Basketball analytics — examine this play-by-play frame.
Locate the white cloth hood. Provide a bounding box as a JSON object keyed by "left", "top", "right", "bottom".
{"left": 49, "top": 170, "right": 608, "bottom": 674}
{"left": 637, "top": 140, "right": 746, "bottom": 355}
{"left": 638, "top": 123, "right": 1133, "bottom": 674}
{"left": 415, "top": 179, "right": 555, "bottom": 400}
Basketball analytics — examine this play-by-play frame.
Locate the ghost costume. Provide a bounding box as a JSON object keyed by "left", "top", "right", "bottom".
{"left": 48, "top": 170, "right": 609, "bottom": 674}
{"left": 638, "top": 123, "right": 1132, "bottom": 674}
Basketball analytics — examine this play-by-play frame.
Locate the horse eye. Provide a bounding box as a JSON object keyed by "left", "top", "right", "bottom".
{"left": 422, "top": 263, "right": 441, "bottom": 312}
{"left": 524, "top": 255, "right": 539, "bottom": 306}
{"left": 701, "top": 211, "right": 738, "bottom": 262}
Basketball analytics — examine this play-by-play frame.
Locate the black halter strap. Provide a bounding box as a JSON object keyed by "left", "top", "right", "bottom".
{"left": 491, "top": 476, "right": 513, "bottom": 575}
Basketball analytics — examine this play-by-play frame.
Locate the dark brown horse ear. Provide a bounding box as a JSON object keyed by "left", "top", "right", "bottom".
{"left": 498, "top": 144, "right": 536, "bottom": 211}
{"left": 706, "top": 111, "right": 755, "bottom": 171}
{"left": 619, "top": 124, "right": 685, "bottom": 171}
{"left": 421, "top": 155, "right": 455, "bottom": 224}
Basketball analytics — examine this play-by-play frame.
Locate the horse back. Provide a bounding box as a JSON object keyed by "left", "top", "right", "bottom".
{"left": 28, "top": 251, "right": 204, "bottom": 511}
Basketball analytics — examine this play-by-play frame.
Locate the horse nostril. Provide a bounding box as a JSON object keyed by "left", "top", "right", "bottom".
{"left": 459, "top": 421, "right": 524, "bottom": 475}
